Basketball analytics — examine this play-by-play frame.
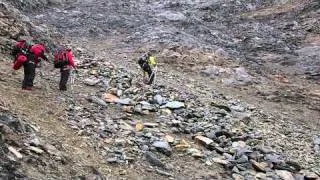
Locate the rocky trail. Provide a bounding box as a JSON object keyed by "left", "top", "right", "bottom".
{"left": 0, "top": 0, "right": 320, "bottom": 179}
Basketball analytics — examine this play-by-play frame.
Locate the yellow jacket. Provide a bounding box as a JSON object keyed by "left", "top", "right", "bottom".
{"left": 148, "top": 56, "right": 156, "bottom": 67}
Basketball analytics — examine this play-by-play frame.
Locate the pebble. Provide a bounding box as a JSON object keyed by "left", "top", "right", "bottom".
{"left": 195, "top": 135, "right": 213, "bottom": 146}
{"left": 162, "top": 101, "right": 185, "bottom": 109}
{"left": 212, "top": 157, "right": 229, "bottom": 165}
{"left": 145, "top": 151, "right": 166, "bottom": 168}
{"left": 88, "top": 96, "right": 108, "bottom": 107}
{"left": 8, "top": 146, "right": 23, "bottom": 159}
{"left": 275, "top": 170, "right": 295, "bottom": 180}
{"left": 152, "top": 141, "right": 172, "bottom": 156}
{"left": 250, "top": 160, "right": 267, "bottom": 172}
{"left": 28, "top": 146, "right": 44, "bottom": 154}
{"left": 156, "top": 169, "right": 173, "bottom": 177}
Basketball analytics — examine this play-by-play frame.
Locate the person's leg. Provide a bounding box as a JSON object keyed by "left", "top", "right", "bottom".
{"left": 59, "top": 69, "right": 70, "bottom": 91}
{"left": 143, "top": 64, "right": 154, "bottom": 84}
{"left": 22, "top": 62, "right": 35, "bottom": 90}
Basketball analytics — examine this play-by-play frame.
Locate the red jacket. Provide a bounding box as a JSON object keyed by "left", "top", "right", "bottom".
{"left": 30, "top": 44, "right": 46, "bottom": 64}
{"left": 65, "top": 50, "right": 76, "bottom": 69}
{"left": 13, "top": 54, "right": 28, "bottom": 70}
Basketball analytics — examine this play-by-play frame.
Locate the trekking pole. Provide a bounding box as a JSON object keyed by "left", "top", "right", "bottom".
{"left": 70, "top": 69, "right": 75, "bottom": 91}
{"left": 38, "top": 61, "right": 47, "bottom": 91}
{"left": 148, "top": 66, "right": 158, "bottom": 85}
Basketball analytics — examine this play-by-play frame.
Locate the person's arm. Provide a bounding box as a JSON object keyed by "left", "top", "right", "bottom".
{"left": 39, "top": 51, "right": 48, "bottom": 62}
{"left": 67, "top": 51, "right": 76, "bottom": 69}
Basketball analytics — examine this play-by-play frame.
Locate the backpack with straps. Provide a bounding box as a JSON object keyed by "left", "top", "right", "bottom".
{"left": 12, "top": 40, "right": 32, "bottom": 59}
{"left": 54, "top": 48, "right": 69, "bottom": 68}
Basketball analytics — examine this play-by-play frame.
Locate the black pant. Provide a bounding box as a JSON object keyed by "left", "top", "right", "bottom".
{"left": 22, "top": 61, "right": 36, "bottom": 89}
{"left": 142, "top": 63, "right": 154, "bottom": 84}
{"left": 60, "top": 69, "right": 70, "bottom": 91}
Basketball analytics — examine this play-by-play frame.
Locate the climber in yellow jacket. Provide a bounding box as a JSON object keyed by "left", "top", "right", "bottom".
{"left": 138, "top": 52, "right": 157, "bottom": 85}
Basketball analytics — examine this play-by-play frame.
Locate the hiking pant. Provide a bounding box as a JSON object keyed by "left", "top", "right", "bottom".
{"left": 142, "top": 63, "right": 154, "bottom": 84}
{"left": 22, "top": 61, "right": 36, "bottom": 89}
{"left": 60, "top": 69, "right": 70, "bottom": 91}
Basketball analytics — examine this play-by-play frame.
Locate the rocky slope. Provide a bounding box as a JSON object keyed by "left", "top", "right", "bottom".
{"left": 0, "top": 0, "right": 319, "bottom": 179}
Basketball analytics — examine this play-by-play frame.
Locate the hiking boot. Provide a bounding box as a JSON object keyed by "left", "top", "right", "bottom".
{"left": 22, "top": 86, "right": 33, "bottom": 91}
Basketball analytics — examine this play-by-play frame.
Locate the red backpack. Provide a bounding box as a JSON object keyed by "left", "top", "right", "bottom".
{"left": 54, "top": 48, "right": 68, "bottom": 68}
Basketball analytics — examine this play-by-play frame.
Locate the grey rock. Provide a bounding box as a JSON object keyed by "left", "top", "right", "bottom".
{"left": 212, "top": 157, "right": 229, "bottom": 165}
{"left": 152, "top": 141, "right": 172, "bottom": 156}
{"left": 106, "top": 157, "right": 118, "bottom": 163}
{"left": 230, "top": 105, "right": 245, "bottom": 112}
{"left": 115, "top": 98, "right": 131, "bottom": 105}
{"left": 141, "top": 145, "right": 149, "bottom": 151}
{"left": 275, "top": 170, "right": 294, "bottom": 180}
{"left": 145, "top": 151, "right": 166, "bottom": 168}
{"left": 88, "top": 96, "right": 108, "bottom": 107}
{"left": 155, "top": 169, "right": 173, "bottom": 177}
{"left": 313, "top": 136, "right": 320, "bottom": 145}
{"left": 300, "top": 170, "right": 319, "bottom": 180}
{"left": 140, "top": 101, "right": 154, "bottom": 111}
{"left": 84, "top": 78, "right": 100, "bottom": 86}
{"left": 250, "top": 160, "right": 267, "bottom": 172}
{"left": 162, "top": 101, "right": 185, "bottom": 109}
{"left": 158, "top": 11, "right": 186, "bottom": 21}
{"left": 154, "top": 94, "right": 165, "bottom": 105}
{"left": 236, "top": 155, "right": 249, "bottom": 164}
{"left": 195, "top": 135, "right": 214, "bottom": 146}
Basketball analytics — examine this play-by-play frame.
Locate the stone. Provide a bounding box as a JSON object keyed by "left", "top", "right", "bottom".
{"left": 161, "top": 108, "right": 172, "bottom": 115}
{"left": 155, "top": 169, "right": 173, "bottom": 177}
{"left": 232, "top": 141, "right": 247, "bottom": 149}
{"left": 144, "top": 123, "right": 158, "bottom": 128}
{"left": 275, "top": 170, "right": 294, "bottom": 180}
{"left": 28, "top": 146, "right": 44, "bottom": 154}
{"left": 135, "top": 122, "right": 144, "bottom": 131}
{"left": 158, "top": 11, "right": 186, "bottom": 21}
{"left": 250, "top": 160, "right": 267, "bottom": 172}
{"left": 230, "top": 105, "right": 245, "bottom": 112}
{"left": 300, "top": 170, "right": 319, "bottom": 180}
{"left": 119, "top": 121, "right": 134, "bottom": 131}
{"left": 115, "top": 98, "right": 131, "bottom": 105}
{"left": 8, "top": 146, "right": 23, "bottom": 159}
{"left": 175, "top": 139, "right": 190, "bottom": 151}
{"left": 154, "top": 94, "right": 165, "bottom": 105}
{"left": 236, "top": 155, "right": 249, "bottom": 163}
{"left": 255, "top": 173, "right": 267, "bottom": 179}
{"left": 162, "top": 101, "right": 185, "bottom": 109}
{"left": 84, "top": 78, "right": 100, "bottom": 86}
{"left": 140, "top": 101, "right": 154, "bottom": 110}
{"left": 44, "top": 144, "right": 61, "bottom": 157}
{"left": 212, "top": 157, "right": 229, "bottom": 165}
{"left": 171, "top": 120, "right": 182, "bottom": 125}
{"left": 122, "top": 106, "right": 133, "bottom": 113}
{"left": 152, "top": 141, "right": 172, "bottom": 156}
{"left": 195, "top": 135, "right": 213, "bottom": 146}
{"left": 107, "top": 157, "right": 118, "bottom": 163}
{"left": 145, "top": 151, "right": 166, "bottom": 168}
{"left": 232, "top": 173, "right": 244, "bottom": 180}
{"left": 313, "top": 136, "right": 320, "bottom": 145}
{"left": 103, "top": 93, "right": 119, "bottom": 103}
{"left": 88, "top": 96, "right": 108, "bottom": 107}
{"left": 165, "top": 135, "right": 175, "bottom": 144}
{"left": 187, "top": 148, "right": 203, "bottom": 158}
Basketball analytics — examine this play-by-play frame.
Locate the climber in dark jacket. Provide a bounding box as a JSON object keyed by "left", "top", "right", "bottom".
{"left": 138, "top": 52, "right": 157, "bottom": 85}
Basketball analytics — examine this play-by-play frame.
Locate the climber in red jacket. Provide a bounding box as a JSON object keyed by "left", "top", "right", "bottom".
{"left": 12, "top": 52, "right": 36, "bottom": 90}
{"left": 54, "top": 47, "right": 76, "bottom": 91}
